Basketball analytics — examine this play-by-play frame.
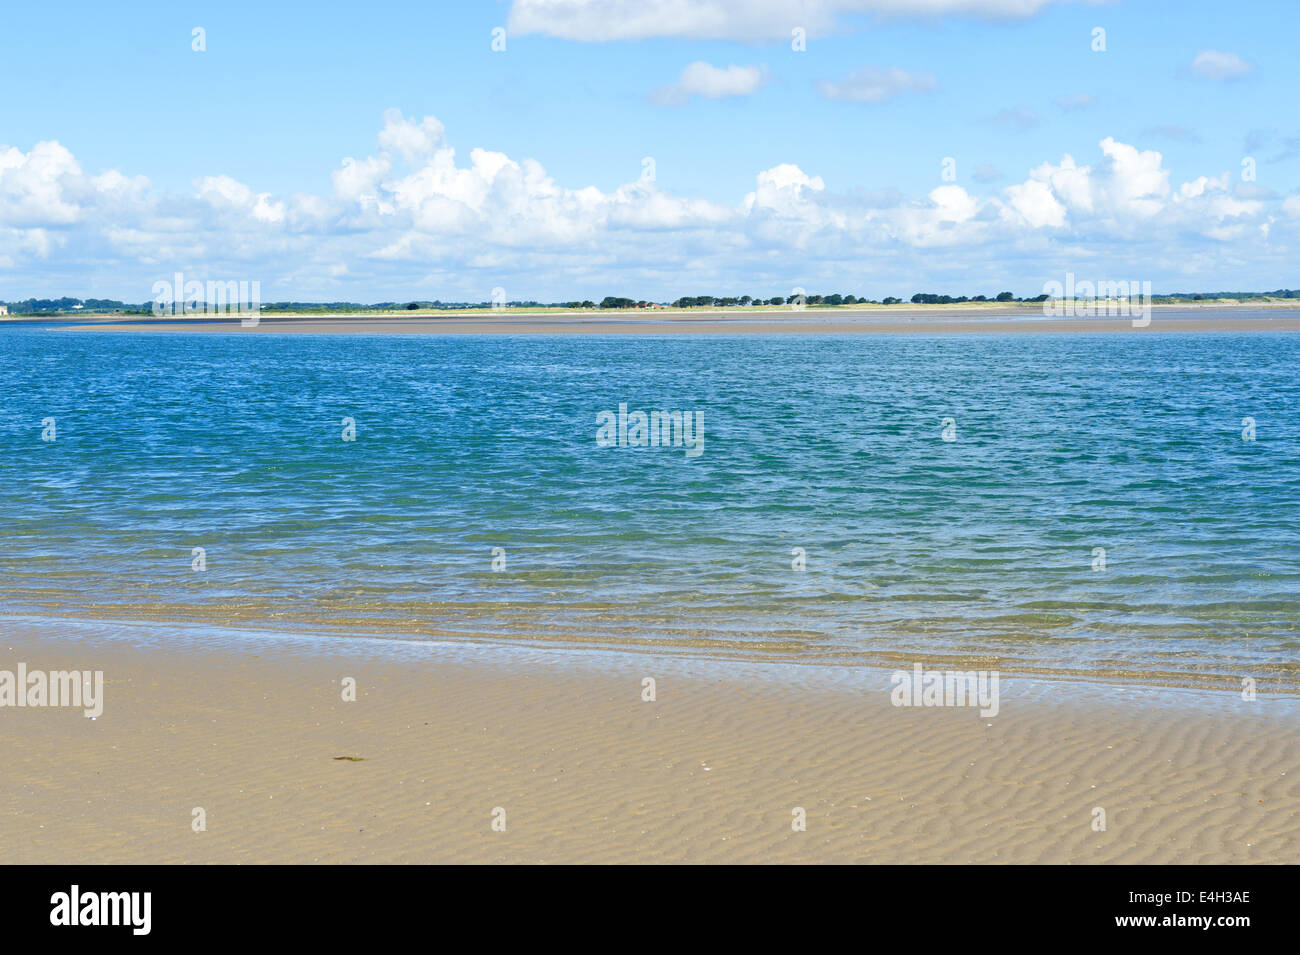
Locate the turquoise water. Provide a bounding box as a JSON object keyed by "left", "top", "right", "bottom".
{"left": 2, "top": 326, "right": 1298, "bottom": 689}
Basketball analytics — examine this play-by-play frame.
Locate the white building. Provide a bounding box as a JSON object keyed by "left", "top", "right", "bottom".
{"left": 0, "top": 305, "right": 8, "bottom": 316}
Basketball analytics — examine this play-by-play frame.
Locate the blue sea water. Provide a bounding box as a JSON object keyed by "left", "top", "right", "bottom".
{"left": 2, "top": 325, "right": 1297, "bottom": 690}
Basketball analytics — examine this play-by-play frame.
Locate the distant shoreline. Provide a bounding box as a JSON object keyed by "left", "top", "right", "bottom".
{"left": 33, "top": 304, "right": 1300, "bottom": 335}
{"left": 8, "top": 296, "right": 1300, "bottom": 322}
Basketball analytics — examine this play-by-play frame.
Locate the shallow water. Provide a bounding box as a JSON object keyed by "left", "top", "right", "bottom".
{"left": 2, "top": 327, "right": 1297, "bottom": 690}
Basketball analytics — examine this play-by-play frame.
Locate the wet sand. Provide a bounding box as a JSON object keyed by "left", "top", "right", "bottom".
{"left": 4, "top": 620, "right": 1295, "bottom": 864}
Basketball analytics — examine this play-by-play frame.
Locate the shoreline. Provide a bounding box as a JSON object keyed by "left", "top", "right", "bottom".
{"left": 3, "top": 615, "right": 1296, "bottom": 863}
{"left": 27, "top": 305, "right": 1300, "bottom": 335}
{"left": 5, "top": 611, "right": 1296, "bottom": 699}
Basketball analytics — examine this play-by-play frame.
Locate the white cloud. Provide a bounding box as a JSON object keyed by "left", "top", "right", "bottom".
{"left": 376, "top": 108, "right": 446, "bottom": 162}
{"left": 891, "top": 185, "right": 984, "bottom": 246}
{"left": 0, "top": 141, "right": 89, "bottom": 226}
{"left": 744, "top": 163, "right": 826, "bottom": 215}
{"left": 654, "top": 62, "right": 765, "bottom": 105}
{"left": 332, "top": 155, "right": 393, "bottom": 206}
{"left": 997, "top": 138, "right": 1173, "bottom": 227}
{"left": 1, "top": 122, "right": 1296, "bottom": 302}
{"left": 929, "top": 184, "right": 978, "bottom": 222}
{"left": 1190, "top": 50, "right": 1253, "bottom": 81}
{"left": 817, "top": 66, "right": 936, "bottom": 103}
{"left": 1095, "top": 136, "right": 1169, "bottom": 218}
{"left": 196, "top": 174, "right": 286, "bottom": 224}
{"left": 1174, "top": 174, "right": 1261, "bottom": 221}
{"left": 507, "top": 0, "right": 1062, "bottom": 42}
{"left": 1032, "top": 154, "right": 1093, "bottom": 213}
{"left": 1003, "top": 178, "right": 1067, "bottom": 228}
{"left": 1176, "top": 175, "right": 1223, "bottom": 201}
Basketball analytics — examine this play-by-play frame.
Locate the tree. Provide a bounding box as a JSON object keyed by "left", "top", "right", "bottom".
{"left": 995, "top": 291, "right": 1014, "bottom": 302}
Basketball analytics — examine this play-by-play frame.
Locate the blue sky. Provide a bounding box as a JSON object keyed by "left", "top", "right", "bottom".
{"left": 2, "top": 0, "right": 1298, "bottom": 302}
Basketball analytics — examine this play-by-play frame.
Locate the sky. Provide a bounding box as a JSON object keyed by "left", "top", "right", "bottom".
{"left": 2, "top": 0, "right": 1298, "bottom": 303}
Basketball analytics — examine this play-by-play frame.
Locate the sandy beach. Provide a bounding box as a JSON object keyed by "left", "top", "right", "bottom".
{"left": 3, "top": 620, "right": 1295, "bottom": 864}
{"left": 6, "top": 311, "right": 1298, "bottom": 866}
{"left": 11, "top": 0, "right": 1300, "bottom": 895}
{"left": 53, "top": 306, "right": 1300, "bottom": 336}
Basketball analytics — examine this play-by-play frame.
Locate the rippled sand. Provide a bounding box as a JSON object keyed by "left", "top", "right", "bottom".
{"left": 5, "top": 620, "right": 1295, "bottom": 864}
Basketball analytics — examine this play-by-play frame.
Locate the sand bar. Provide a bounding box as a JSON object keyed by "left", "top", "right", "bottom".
{"left": 43, "top": 306, "right": 1300, "bottom": 335}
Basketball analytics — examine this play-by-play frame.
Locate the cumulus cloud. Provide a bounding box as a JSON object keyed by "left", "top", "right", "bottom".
{"left": 1173, "top": 173, "right": 1262, "bottom": 222}
{"left": 507, "top": 0, "right": 1062, "bottom": 42}
{"left": 1190, "top": 50, "right": 1253, "bottom": 81}
{"left": 744, "top": 163, "right": 826, "bottom": 215}
{"left": 817, "top": 66, "right": 936, "bottom": 103}
{"left": 1095, "top": 137, "right": 1170, "bottom": 217}
{"left": 332, "top": 155, "right": 393, "bottom": 206}
{"left": 0, "top": 120, "right": 1294, "bottom": 301}
{"left": 376, "top": 108, "right": 447, "bottom": 162}
{"left": 653, "top": 62, "right": 765, "bottom": 105}
{"left": 1003, "top": 178, "right": 1066, "bottom": 228}
{"left": 998, "top": 138, "right": 1173, "bottom": 229}
{"left": 0, "top": 141, "right": 94, "bottom": 226}
{"left": 196, "top": 175, "right": 286, "bottom": 224}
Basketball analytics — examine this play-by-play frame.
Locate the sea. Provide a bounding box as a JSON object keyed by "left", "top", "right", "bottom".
{"left": 2, "top": 321, "right": 1297, "bottom": 691}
